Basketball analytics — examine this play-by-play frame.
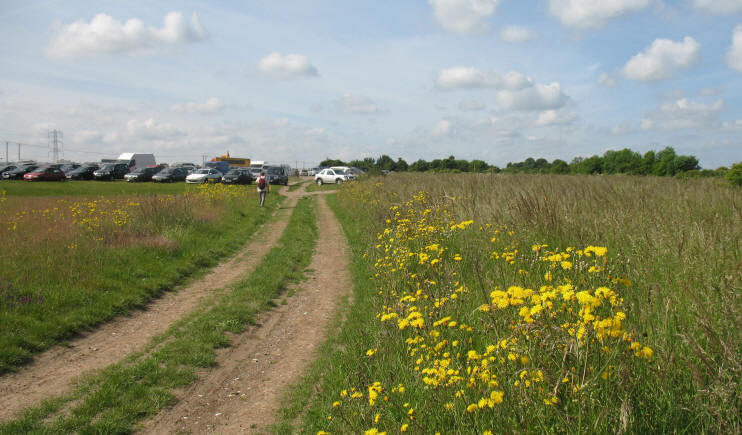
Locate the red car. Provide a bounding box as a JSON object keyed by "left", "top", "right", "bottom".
{"left": 24, "top": 166, "right": 66, "bottom": 181}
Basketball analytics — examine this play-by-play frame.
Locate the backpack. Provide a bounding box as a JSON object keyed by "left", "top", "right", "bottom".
{"left": 258, "top": 177, "right": 266, "bottom": 189}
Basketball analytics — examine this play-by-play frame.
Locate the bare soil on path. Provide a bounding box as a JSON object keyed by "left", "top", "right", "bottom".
{"left": 138, "top": 192, "right": 351, "bottom": 434}
{"left": 0, "top": 186, "right": 302, "bottom": 421}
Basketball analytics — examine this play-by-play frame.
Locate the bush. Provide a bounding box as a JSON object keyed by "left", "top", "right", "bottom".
{"left": 726, "top": 162, "right": 742, "bottom": 186}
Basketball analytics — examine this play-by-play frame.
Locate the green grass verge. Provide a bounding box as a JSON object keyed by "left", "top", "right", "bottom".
{"left": 272, "top": 194, "right": 378, "bottom": 434}
{"left": 0, "top": 195, "right": 318, "bottom": 433}
{"left": 0, "top": 188, "right": 282, "bottom": 374}
{"left": 0, "top": 179, "right": 201, "bottom": 197}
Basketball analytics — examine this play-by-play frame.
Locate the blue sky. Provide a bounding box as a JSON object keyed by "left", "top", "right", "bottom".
{"left": 1, "top": 0, "right": 742, "bottom": 168}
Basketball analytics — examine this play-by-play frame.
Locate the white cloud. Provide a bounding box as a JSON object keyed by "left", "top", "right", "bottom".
{"left": 535, "top": 109, "right": 577, "bottom": 125}
{"left": 641, "top": 98, "right": 724, "bottom": 130}
{"left": 335, "top": 94, "right": 385, "bottom": 114}
{"left": 258, "top": 52, "right": 318, "bottom": 78}
{"left": 429, "top": 0, "right": 499, "bottom": 34}
{"left": 622, "top": 36, "right": 700, "bottom": 82}
{"left": 597, "top": 72, "right": 619, "bottom": 87}
{"left": 126, "top": 118, "right": 186, "bottom": 140}
{"left": 458, "top": 99, "right": 486, "bottom": 111}
{"left": 500, "top": 25, "right": 534, "bottom": 43}
{"left": 435, "top": 67, "right": 500, "bottom": 88}
{"left": 306, "top": 127, "right": 325, "bottom": 135}
{"left": 45, "top": 12, "right": 207, "bottom": 58}
{"left": 171, "top": 97, "right": 224, "bottom": 114}
{"left": 497, "top": 82, "right": 569, "bottom": 111}
{"left": 693, "top": 0, "right": 742, "bottom": 13}
{"left": 436, "top": 67, "right": 569, "bottom": 112}
{"left": 547, "top": 0, "right": 651, "bottom": 29}
{"left": 726, "top": 25, "right": 742, "bottom": 72}
{"left": 435, "top": 68, "right": 530, "bottom": 90}
{"left": 432, "top": 119, "right": 452, "bottom": 136}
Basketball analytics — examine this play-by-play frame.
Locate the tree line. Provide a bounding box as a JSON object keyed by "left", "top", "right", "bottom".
{"left": 321, "top": 147, "right": 738, "bottom": 180}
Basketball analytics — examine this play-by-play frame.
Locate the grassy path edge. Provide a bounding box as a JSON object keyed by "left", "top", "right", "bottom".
{"left": 0, "top": 195, "right": 317, "bottom": 434}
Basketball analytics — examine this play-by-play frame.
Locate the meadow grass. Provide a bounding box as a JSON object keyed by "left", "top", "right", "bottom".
{"left": 291, "top": 173, "right": 741, "bottom": 434}
{"left": 0, "top": 195, "right": 318, "bottom": 433}
{"left": 0, "top": 179, "right": 192, "bottom": 197}
{"left": 0, "top": 182, "right": 274, "bottom": 373}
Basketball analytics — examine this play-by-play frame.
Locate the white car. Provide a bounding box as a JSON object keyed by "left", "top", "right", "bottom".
{"left": 186, "top": 168, "right": 223, "bottom": 184}
{"left": 314, "top": 168, "right": 349, "bottom": 185}
{"left": 330, "top": 166, "right": 356, "bottom": 180}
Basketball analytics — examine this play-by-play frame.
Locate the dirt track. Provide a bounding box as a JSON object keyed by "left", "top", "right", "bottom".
{"left": 0, "top": 183, "right": 352, "bottom": 433}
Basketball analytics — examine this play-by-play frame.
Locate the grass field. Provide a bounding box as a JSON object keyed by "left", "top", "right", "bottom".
{"left": 1, "top": 194, "right": 318, "bottom": 433}
{"left": 280, "top": 173, "right": 741, "bottom": 434}
{"left": 0, "top": 181, "right": 274, "bottom": 373}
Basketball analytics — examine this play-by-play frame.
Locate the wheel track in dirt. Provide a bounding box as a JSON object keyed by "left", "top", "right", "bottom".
{"left": 137, "top": 191, "right": 352, "bottom": 434}
{"left": 0, "top": 185, "right": 304, "bottom": 422}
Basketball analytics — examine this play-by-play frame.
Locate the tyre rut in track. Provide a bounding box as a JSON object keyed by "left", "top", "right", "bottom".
{"left": 138, "top": 191, "right": 352, "bottom": 434}
{"left": 0, "top": 186, "right": 301, "bottom": 422}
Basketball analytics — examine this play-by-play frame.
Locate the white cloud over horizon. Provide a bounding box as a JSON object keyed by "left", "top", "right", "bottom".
{"left": 726, "top": 25, "right": 742, "bottom": 72}
{"left": 641, "top": 98, "right": 724, "bottom": 130}
{"left": 693, "top": 0, "right": 742, "bottom": 13}
{"left": 45, "top": 12, "right": 207, "bottom": 58}
{"left": 257, "top": 52, "right": 318, "bottom": 78}
{"left": 547, "top": 0, "right": 651, "bottom": 29}
{"left": 500, "top": 25, "right": 535, "bottom": 43}
{"left": 171, "top": 97, "right": 224, "bottom": 114}
{"left": 622, "top": 36, "right": 701, "bottom": 82}
{"left": 429, "top": 0, "right": 499, "bottom": 34}
{"left": 335, "top": 94, "right": 386, "bottom": 115}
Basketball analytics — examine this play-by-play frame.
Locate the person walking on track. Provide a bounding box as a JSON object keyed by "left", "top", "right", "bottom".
{"left": 257, "top": 171, "right": 268, "bottom": 207}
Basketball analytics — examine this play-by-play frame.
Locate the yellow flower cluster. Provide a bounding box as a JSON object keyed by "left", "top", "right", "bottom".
{"left": 320, "top": 185, "right": 653, "bottom": 434}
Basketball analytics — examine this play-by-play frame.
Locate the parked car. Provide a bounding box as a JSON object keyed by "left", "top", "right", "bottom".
{"left": 93, "top": 163, "right": 129, "bottom": 180}
{"left": 66, "top": 164, "right": 99, "bottom": 180}
{"left": 186, "top": 168, "right": 223, "bottom": 184}
{"left": 307, "top": 167, "right": 320, "bottom": 176}
{"left": 59, "top": 163, "right": 80, "bottom": 174}
{"left": 265, "top": 165, "right": 289, "bottom": 186}
{"left": 124, "top": 165, "right": 164, "bottom": 182}
{"left": 2, "top": 164, "right": 38, "bottom": 180}
{"left": 0, "top": 164, "right": 17, "bottom": 175}
{"left": 221, "top": 168, "right": 254, "bottom": 184}
{"left": 249, "top": 167, "right": 262, "bottom": 179}
{"left": 152, "top": 166, "right": 189, "bottom": 183}
{"left": 172, "top": 162, "right": 197, "bottom": 173}
{"left": 330, "top": 166, "right": 357, "bottom": 180}
{"left": 314, "top": 168, "right": 349, "bottom": 185}
{"left": 23, "top": 166, "right": 66, "bottom": 181}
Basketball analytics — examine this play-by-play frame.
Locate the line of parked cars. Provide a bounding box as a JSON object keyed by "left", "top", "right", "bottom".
{"left": 0, "top": 161, "right": 295, "bottom": 185}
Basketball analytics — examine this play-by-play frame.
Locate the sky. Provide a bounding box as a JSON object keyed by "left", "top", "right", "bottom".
{"left": 1, "top": 0, "right": 742, "bottom": 169}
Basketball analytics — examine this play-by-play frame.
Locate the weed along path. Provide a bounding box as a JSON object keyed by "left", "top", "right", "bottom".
{"left": 0, "top": 185, "right": 302, "bottom": 422}
{"left": 139, "top": 191, "right": 352, "bottom": 434}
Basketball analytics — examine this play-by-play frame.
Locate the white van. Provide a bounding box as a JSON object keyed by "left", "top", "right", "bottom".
{"left": 117, "top": 153, "right": 156, "bottom": 171}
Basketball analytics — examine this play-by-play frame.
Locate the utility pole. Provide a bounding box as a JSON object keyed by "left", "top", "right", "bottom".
{"left": 201, "top": 155, "right": 208, "bottom": 166}
{"left": 17, "top": 143, "right": 20, "bottom": 161}
{"left": 5, "top": 142, "right": 8, "bottom": 163}
{"left": 48, "top": 129, "right": 63, "bottom": 163}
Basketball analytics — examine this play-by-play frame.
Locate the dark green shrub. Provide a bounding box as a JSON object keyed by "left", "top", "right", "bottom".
{"left": 726, "top": 162, "right": 742, "bottom": 186}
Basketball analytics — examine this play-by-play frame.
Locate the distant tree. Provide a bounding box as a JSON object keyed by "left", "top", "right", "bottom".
{"left": 395, "top": 157, "right": 409, "bottom": 172}
{"left": 320, "top": 158, "right": 346, "bottom": 167}
{"left": 654, "top": 147, "right": 677, "bottom": 176}
{"left": 470, "top": 159, "right": 489, "bottom": 172}
{"left": 602, "top": 149, "right": 641, "bottom": 174}
{"left": 639, "top": 150, "right": 656, "bottom": 175}
{"left": 726, "top": 162, "right": 742, "bottom": 186}
{"left": 376, "top": 154, "right": 395, "bottom": 171}
{"left": 674, "top": 155, "right": 700, "bottom": 173}
{"left": 409, "top": 159, "right": 430, "bottom": 172}
{"left": 571, "top": 155, "right": 603, "bottom": 174}
{"left": 551, "top": 159, "right": 570, "bottom": 174}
